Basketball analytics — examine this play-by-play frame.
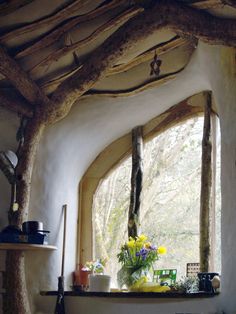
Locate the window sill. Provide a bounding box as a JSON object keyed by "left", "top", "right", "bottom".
{"left": 41, "top": 290, "right": 219, "bottom": 299}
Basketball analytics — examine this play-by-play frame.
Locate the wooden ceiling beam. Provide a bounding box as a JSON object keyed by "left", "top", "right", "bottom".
{"left": 29, "top": 7, "right": 143, "bottom": 76}
{"left": 0, "top": 0, "right": 34, "bottom": 17}
{"left": 107, "top": 36, "right": 190, "bottom": 75}
{"left": 47, "top": 0, "right": 236, "bottom": 124}
{"left": 191, "top": 0, "right": 223, "bottom": 9}
{"left": 0, "top": 46, "right": 49, "bottom": 106}
{"left": 85, "top": 69, "right": 184, "bottom": 98}
{"left": 0, "top": 90, "right": 33, "bottom": 117}
{"left": 15, "top": 0, "right": 126, "bottom": 59}
{"left": 221, "top": 0, "right": 236, "bottom": 8}
{"left": 0, "top": 0, "right": 91, "bottom": 43}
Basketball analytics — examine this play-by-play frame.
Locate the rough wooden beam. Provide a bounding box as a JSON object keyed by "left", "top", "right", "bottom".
{"left": 0, "top": 0, "right": 34, "bottom": 16}
{"left": 29, "top": 7, "right": 143, "bottom": 76}
{"left": 40, "top": 67, "right": 81, "bottom": 95}
{"left": 40, "top": 37, "right": 186, "bottom": 94}
{"left": 128, "top": 126, "right": 143, "bottom": 238}
{"left": 15, "top": 0, "right": 126, "bottom": 58}
{"left": 86, "top": 69, "right": 183, "bottom": 98}
{"left": 221, "top": 0, "right": 236, "bottom": 8}
{"left": 49, "top": 0, "right": 236, "bottom": 124}
{"left": 191, "top": 0, "right": 223, "bottom": 9}
{"left": 107, "top": 36, "right": 189, "bottom": 75}
{"left": 200, "top": 92, "right": 212, "bottom": 272}
{"left": 0, "top": 90, "right": 33, "bottom": 117}
{"left": 0, "top": 46, "right": 49, "bottom": 106}
{"left": 0, "top": 0, "right": 91, "bottom": 43}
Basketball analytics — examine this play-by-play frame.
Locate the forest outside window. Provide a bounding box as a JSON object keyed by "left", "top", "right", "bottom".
{"left": 78, "top": 92, "right": 221, "bottom": 289}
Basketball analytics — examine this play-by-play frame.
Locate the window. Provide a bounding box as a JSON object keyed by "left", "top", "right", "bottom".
{"left": 78, "top": 92, "right": 221, "bottom": 287}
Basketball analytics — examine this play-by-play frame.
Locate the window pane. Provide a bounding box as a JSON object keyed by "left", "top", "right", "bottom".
{"left": 92, "top": 157, "right": 131, "bottom": 287}
{"left": 92, "top": 115, "right": 221, "bottom": 286}
{"left": 141, "top": 117, "right": 203, "bottom": 279}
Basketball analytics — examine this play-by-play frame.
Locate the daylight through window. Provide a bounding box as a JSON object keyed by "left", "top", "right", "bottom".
{"left": 92, "top": 115, "right": 221, "bottom": 287}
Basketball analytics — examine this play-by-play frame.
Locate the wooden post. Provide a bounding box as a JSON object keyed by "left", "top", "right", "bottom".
{"left": 200, "top": 92, "right": 212, "bottom": 272}
{"left": 128, "top": 126, "right": 143, "bottom": 238}
{"left": 209, "top": 114, "right": 217, "bottom": 271}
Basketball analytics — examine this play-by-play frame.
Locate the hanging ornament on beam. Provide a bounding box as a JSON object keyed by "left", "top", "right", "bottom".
{"left": 150, "top": 50, "right": 162, "bottom": 76}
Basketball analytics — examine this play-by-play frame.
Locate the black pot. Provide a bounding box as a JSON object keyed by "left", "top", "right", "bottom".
{"left": 198, "top": 272, "right": 219, "bottom": 293}
{"left": 22, "top": 221, "right": 50, "bottom": 234}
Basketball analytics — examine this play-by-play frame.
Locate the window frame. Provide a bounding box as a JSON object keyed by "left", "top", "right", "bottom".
{"left": 77, "top": 91, "right": 211, "bottom": 266}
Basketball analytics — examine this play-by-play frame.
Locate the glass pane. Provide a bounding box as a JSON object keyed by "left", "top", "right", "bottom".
{"left": 92, "top": 157, "right": 131, "bottom": 287}
{"left": 141, "top": 117, "right": 203, "bottom": 279}
{"left": 92, "top": 115, "right": 221, "bottom": 286}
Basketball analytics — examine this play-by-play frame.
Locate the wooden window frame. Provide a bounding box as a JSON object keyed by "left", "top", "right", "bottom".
{"left": 77, "top": 91, "right": 217, "bottom": 270}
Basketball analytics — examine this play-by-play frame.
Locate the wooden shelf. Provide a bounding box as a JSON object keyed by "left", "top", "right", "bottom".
{"left": 0, "top": 243, "right": 57, "bottom": 250}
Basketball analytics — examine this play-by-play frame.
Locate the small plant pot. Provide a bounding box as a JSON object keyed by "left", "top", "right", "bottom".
{"left": 88, "top": 274, "right": 111, "bottom": 292}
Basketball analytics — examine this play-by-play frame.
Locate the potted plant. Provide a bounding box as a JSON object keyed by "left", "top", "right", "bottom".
{"left": 85, "top": 259, "right": 111, "bottom": 292}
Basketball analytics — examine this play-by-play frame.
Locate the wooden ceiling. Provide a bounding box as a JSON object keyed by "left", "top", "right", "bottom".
{"left": 0, "top": 0, "right": 235, "bottom": 119}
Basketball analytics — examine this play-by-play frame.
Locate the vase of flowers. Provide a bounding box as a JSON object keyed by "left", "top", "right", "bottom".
{"left": 117, "top": 234, "right": 166, "bottom": 291}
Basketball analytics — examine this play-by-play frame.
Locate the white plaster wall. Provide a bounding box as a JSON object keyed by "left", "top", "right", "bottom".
{"left": 0, "top": 42, "right": 235, "bottom": 314}
{"left": 0, "top": 110, "right": 19, "bottom": 311}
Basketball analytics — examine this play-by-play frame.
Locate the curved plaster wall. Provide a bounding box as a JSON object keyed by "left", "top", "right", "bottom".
{"left": 0, "top": 42, "right": 235, "bottom": 313}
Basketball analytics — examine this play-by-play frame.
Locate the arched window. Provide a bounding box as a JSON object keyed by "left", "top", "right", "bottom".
{"left": 78, "top": 92, "right": 221, "bottom": 287}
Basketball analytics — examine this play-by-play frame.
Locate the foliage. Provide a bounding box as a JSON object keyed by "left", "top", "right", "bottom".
{"left": 84, "top": 258, "right": 107, "bottom": 274}
{"left": 117, "top": 234, "right": 166, "bottom": 288}
{"left": 172, "top": 276, "right": 199, "bottom": 293}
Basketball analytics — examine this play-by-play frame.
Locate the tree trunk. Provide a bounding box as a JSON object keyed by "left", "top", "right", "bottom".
{"left": 128, "top": 126, "right": 143, "bottom": 238}
{"left": 3, "top": 117, "right": 46, "bottom": 314}
{"left": 3, "top": 251, "right": 31, "bottom": 314}
{"left": 200, "top": 93, "right": 212, "bottom": 272}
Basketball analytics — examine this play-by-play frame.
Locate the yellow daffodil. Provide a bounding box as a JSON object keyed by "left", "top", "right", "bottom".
{"left": 127, "top": 239, "right": 135, "bottom": 248}
{"left": 138, "top": 234, "right": 148, "bottom": 242}
{"left": 157, "top": 246, "right": 167, "bottom": 255}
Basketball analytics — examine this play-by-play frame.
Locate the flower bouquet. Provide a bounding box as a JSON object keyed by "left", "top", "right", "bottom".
{"left": 117, "top": 234, "right": 166, "bottom": 290}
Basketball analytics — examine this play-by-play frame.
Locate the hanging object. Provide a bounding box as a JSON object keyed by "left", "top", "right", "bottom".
{"left": 150, "top": 50, "right": 162, "bottom": 77}
{"left": 4, "top": 150, "right": 18, "bottom": 168}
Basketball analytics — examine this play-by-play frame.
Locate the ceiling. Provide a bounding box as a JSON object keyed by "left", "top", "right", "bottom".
{"left": 0, "top": 0, "right": 235, "bottom": 102}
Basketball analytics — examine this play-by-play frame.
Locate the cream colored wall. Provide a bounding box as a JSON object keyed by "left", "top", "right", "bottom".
{"left": 0, "top": 42, "right": 235, "bottom": 313}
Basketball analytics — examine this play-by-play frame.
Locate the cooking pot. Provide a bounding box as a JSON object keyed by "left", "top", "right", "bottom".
{"left": 22, "top": 221, "right": 50, "bottom": 234}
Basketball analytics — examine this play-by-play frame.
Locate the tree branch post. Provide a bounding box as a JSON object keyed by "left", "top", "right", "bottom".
{"left": 128, "top": 126, "right": 143, "bottom": 238}
{"left": 200, "top": 92, "right": 212, "bottom": 272}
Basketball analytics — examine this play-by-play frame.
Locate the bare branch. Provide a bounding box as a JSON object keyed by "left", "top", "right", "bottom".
{"left": 200, "top": 92, "right": 212, "bottom": 272}
{"left": 221, "top": 0, "right": 236, "bottom": 8}
{"left": 0, "top": 0, "right": 34, "bottom": 16}
{"left": 0, "top": 46, "right": 49, "bottom": 106}
{"left": 107, "top": 36, "right": 189, "bottom": 75}
{"left": 0, "top": 0, "right": 91, "bottom": 43}
{"left": 0, "top": 90, "right": 33, "bottom": 117}
{"left": 29, "top": 7, "right": 143, "bottom": 76}
{"left": 15, "top": 0, "right": 126, "bottom": 59}
{"left": 86, "top": 69, "right": 184, "bottom": 98}
{"left": 191, "top": 0, "right": 223, "bottom": 9}
{"left": 49, "top": 0, "right": 236, "bottom": 124}
{"left": 40, "top": 36, "right": 187, "bottom": 94}
{"left": 128, "top": 126, "right": 143, "bottom": 238}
